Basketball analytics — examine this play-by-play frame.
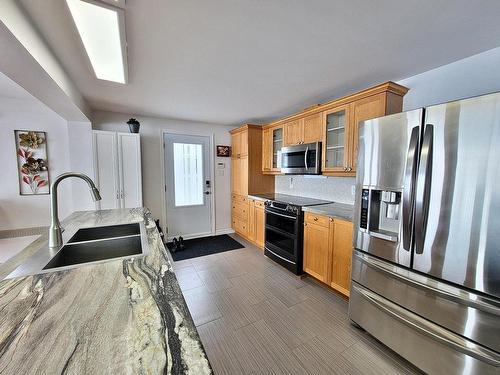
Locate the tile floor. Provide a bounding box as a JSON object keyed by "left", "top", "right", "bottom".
{"left": 172, "top": 234, "right": 422, "bottom": 375}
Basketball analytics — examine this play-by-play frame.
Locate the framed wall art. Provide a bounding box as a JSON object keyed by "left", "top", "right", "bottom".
{"left": 216, "top": 145, "right": 231, "bottom": 157}
{"left": 14, "top": 130, "right": 50, "bottom": 195}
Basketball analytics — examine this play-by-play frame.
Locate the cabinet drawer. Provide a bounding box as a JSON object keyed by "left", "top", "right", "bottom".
{"left": 232, "top": 200, "right": 249, "bottom": 216}
{"left": 232, "top": 216, "right": 248, "bottom": 235}
{"left": 304, "top": 212, "right": 330, "bottom": 227}
{"left": 231, "top": 194, "right": 248, "bottom": 204}
{"left": 254, "top": 200, "right": 265, "bottom": 209}
{"left": 232, "top": 207, "right": 249, "bottom": 220}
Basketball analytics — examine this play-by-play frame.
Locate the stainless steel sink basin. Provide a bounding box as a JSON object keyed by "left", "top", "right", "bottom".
{"left": 5, "top": 221, "right": 148, "bottom": 279}
{"left": 43, "top": 235, "right": 142, "bottom": 270}
{"left": 67, "top": 223, "right": 140, "bottom": 243}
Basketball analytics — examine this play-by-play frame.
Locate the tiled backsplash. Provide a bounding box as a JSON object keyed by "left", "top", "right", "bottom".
{"left": 275, "top": 175, "right": 356, "bottom": 205}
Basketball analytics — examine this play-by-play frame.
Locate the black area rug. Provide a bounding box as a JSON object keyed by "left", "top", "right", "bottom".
{"left": 167, "top": 234, "right": 245, "bottom": 261}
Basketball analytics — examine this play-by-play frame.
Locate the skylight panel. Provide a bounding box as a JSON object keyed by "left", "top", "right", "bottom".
{"left": 66, "top": 0, "right": 128, "bottom": 84}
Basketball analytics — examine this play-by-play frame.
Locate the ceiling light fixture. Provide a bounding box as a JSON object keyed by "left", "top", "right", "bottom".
{"left": 66, "top": 0, "right": 128, "bottom": 84}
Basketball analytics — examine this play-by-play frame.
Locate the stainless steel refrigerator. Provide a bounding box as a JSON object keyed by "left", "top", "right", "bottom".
{"left": 349, "top": 92, "right": 500, "bottom": 374}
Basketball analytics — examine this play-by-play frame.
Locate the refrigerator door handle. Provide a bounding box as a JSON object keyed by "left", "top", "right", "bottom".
{"left": 402, "top": 127, "right": 420, "bottom": 251}
{"left": 415, "top": 124, "right": 434, "bottom": 254}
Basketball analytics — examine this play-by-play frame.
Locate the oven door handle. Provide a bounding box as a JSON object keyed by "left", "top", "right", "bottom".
{"left": 265, "top": 247, "right": 296, "bottom": 265}
{"left": 304, "top": 146, "right": 309, "bottom": 170}
{"left": 266, "top": 210, "right": 297, "bottom": 220}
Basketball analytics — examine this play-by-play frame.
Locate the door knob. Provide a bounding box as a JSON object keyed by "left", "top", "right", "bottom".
{"left": 205, "top": 191, "right": 211, "bottom": 195}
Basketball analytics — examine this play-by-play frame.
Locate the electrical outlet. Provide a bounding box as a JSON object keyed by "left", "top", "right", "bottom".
{"left": 289, "top": 177, "right": 294, "bottom": 189}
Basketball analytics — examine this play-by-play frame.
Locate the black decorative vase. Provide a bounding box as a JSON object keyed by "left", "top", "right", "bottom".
{"left": 127, "top": 118, "right": 140, "bottom": 133}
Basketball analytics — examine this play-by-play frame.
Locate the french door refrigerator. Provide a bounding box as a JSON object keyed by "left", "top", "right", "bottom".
{"left": 349, "top": 92, "right": 500, "bottom": 375}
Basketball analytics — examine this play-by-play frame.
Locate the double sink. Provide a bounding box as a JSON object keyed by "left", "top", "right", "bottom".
{"left": 6, "top": 222, "right": 147, "bottom": 279}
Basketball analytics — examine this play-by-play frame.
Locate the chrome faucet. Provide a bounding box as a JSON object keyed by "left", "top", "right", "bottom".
{"left": 49, "top": 172, "right": 102, "bottom": 248}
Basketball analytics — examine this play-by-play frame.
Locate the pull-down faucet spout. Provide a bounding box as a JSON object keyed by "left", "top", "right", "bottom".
{"left": 49, "top": 172, "right": 102, "bottom": 248}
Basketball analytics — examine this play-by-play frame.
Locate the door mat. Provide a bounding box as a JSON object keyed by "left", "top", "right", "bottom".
{"left": 167, "top": 234, "right": 245, "bottom": 261}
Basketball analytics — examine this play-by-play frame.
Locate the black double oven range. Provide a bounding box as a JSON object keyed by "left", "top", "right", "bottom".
{"left": 261, "top": 194, "right": 331, "bottom": 274}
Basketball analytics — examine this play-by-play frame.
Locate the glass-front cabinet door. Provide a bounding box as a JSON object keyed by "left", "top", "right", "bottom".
{"left": 272, "top": 126, "right": 283, "bottom": 172}
{"left": 322, "top": 104, "right": 351, "bottom": 173}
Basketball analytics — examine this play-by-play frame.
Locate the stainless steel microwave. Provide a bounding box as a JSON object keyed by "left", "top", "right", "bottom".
{"left": 280, "top": 142, "right": 321, "bottom": 174}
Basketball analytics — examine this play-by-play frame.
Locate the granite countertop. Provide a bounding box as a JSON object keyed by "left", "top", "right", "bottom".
{"left": 247, "top": 193, "right": 331, "bottom": 206}
{"left": 0, "top": 208, "right": 212, "bottom": 374}
{"left": 302, "top": 202, "right": 354, "bottom": 222}
{"left": 247, "top": 193, "right": 273, "bottom": 201}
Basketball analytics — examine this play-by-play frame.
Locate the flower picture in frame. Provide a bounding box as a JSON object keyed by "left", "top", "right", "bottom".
{"left": 15, "top": 130, "right": 50, "bottom": 195}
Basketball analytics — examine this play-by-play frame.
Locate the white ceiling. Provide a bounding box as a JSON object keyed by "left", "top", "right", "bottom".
{"left": 19, "top": 0, "right": 500, "bottom": 125}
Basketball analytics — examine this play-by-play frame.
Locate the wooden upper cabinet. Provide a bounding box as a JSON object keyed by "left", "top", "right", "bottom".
{"left": 262, "top": 125, "right": 283, "bottom": 174}
{"left": 231, "top": 124, "right": 274, "bottom": 195}
{"left": 303, "top": 113, "right": 324, "bottom": 144}
{"left": 329, "top": 219, "right": 353, "bottom": 297}
{"left": 283, "top": 113, "right": 323, "bottom": 146}
{"left": 262, "top": 82, "right": 408, "bottom": 177}
{"left": 232, "top": 131, "right": 242, "bottom": 158}
{"left": 322, "top": 104, "right": 351, "bottom": 174}
{"left": 262, "top": 128, "right": 272, "bottom": 172}
{"left": 350, "top": 93, "right": 387, "bottom": 172}
{"left": 283, "top": 119, "right": 303, "bottom": 146}
{"left": 231, "top": 130, "right": 248, "bottom": 159}
{"left": 231, "top": 156, "right": 248, "bottom": 196}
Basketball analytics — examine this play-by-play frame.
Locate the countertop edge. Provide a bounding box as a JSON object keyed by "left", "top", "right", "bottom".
{"left": 302, "top": 203, "right": 354, "bottom": 222}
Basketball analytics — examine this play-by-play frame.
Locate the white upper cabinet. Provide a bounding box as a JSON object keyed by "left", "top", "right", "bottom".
{"left": 93, "top": 131, "right": 142, "bottom": 210}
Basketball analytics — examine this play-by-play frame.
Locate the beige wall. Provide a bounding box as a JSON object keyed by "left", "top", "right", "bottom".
{"left": 91, "top": 110, "right": 235, "bottom": 234}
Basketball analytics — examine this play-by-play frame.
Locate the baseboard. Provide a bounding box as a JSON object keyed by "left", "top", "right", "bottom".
{"left": 166, "top": 228, "right": 235, "bottom": 242}
{"left": 166, "top": 231, "right": 212, "bottom": 241}
{"left": 215, "top": 228, "right": 235, "bottom": 236}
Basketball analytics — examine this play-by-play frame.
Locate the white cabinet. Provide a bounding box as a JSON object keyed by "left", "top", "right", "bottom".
{"left": 92, "top": 131, "right": 142, "bottom": 209}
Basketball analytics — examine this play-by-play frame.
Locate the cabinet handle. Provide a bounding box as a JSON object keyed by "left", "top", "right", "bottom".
{"left": 347, "top": 167, "right": 352, "bottom": 172}
{"left": 314, "top": 217, "right": 318, "bottom": 221}
{"left": 120, "top": 190, "right": 124, "bottom": 199}
{"left": 116, "top": 191, "right": 119, "bottom": 199}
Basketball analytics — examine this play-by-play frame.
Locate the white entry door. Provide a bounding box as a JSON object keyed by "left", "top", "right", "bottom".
{"left": 164, "top": 133, "right": 213, "bottom": 239}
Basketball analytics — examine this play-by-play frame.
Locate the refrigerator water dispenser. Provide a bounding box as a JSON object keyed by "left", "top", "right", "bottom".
{"left": 365, "top": 189, "right": 401, "bottom": 242}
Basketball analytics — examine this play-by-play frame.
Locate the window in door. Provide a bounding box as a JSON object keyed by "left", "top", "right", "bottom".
{"left": 173, "top": 142, "right": 204, "bottom": 206}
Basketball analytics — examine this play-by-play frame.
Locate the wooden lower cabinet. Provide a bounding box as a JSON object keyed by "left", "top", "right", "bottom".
{"left": 232, "top": 194, "right": 249, "bottom": 238}
{"left": 303, "top": 212, "right": 354, "bottom": 297}
{"left": 232, "top": 196, "right": 265, "bottom": 249}
{"left": 303, "top": 217, "right": 330, "bottom": 283}
{"left": 255, "top": 207, "right": 265, "bottom": 248}
{"left": 329, "top": 219, "right": 354, "bottom": 296}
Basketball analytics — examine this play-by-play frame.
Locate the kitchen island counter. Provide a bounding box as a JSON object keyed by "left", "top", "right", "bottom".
{"left": 0, "top": 208, "right": 212, "bottom": 374}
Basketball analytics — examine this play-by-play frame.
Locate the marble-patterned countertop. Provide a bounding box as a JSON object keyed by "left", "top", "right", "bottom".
{"left": 0, "top": 208, "right": 212, "bottom": 374}
{"left": 247, "top": 193, "right": 271, "bottom": 202}
{"left": 302, "top": 202, "right": 354, "bottom": 222}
